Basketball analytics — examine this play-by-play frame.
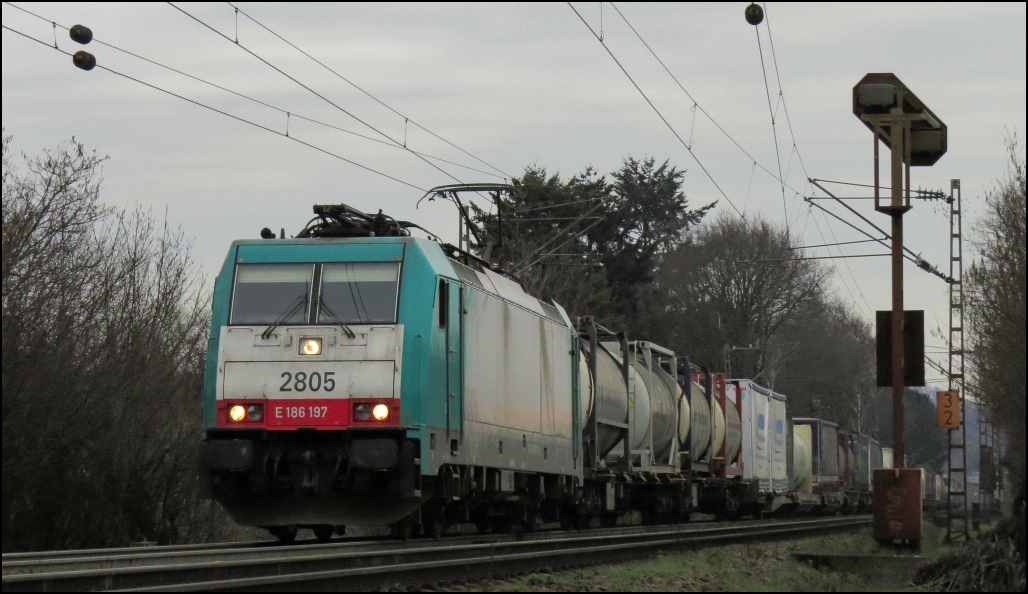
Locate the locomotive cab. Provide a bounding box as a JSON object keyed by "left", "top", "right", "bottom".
{"left": 199, "top": 201, "right": 474, "bottom": 540}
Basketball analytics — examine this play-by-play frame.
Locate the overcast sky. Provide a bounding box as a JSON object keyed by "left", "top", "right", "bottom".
{"left": 4, "top": 2, "right": 1026, "bottom": 382}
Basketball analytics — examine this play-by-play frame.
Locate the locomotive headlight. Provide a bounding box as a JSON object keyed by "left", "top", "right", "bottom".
{"left": 354, "top": 403, "right": 372, "bottom": 421}
{"left": 246, "top": 404, "right": 264, "bottom": 422}
{"left": 300, "top": 338, "right": 322, "bottom": 356}
{"left": 228, "top": 405, "right": 247, "bottom": 423}
{"left": 372, "top": 404, "right": 390, "bottom": 421}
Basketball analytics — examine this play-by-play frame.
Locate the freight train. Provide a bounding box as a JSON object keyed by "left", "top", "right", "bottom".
{"left": 200, "top": 197, "right": 928, "bottom": 542}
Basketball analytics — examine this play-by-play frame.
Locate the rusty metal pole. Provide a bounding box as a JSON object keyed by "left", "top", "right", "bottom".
{"left": 889, "top": 110, "right": 906, "bottom": 467}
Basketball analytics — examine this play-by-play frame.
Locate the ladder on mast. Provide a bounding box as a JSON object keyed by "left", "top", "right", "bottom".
{"left": 945, "top": 179, "right": 969, "bottom": 543}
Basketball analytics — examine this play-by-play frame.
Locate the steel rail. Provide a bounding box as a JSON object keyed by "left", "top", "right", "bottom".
{"left": 0, "top": 537, "right": 395, "bottom": 575}
{"left": 1, "top": 516, "right": 870, "bottom": 592}
{"left": 2, "top": 540, "right": 267, "bottom": 564}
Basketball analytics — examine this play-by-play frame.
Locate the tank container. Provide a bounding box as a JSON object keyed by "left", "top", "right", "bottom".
{"left": 645, "top": 363, "right": 678, "bottom": 462}
{"left": 718, "top": 376, "right": 743, "bottom": 477}
{"left": 579, "top": 344, "right": 628, "bottom": 458}
{"left": 687, "top": 379, "right": 712, "bottom": 462}
{"left": 712, "top": 398, "right": 726, "bottom": 461}
{"left": 585, "top": 342, "right": 677, "bottom": 466}
{"left": 792, "top": 427, "right": 813, "bottom": 494}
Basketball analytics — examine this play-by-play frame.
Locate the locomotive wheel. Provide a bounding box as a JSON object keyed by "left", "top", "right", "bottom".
{"left": 390, "top": 517, "right": 416, "bottom": 541}
{"left": 491, "top": 516, "right": 512, "bottom": 534}
{"left": 268, "top": 525, "right": 298, "bottom": 543}
{"left": 473, "top": 509, "right": 492, "bottom": 534}
{"left": 523, "top": 510, "right": 539, "bottom": 533}
{"left": 312, "top": 525, "right": 334, "bottom": 542}
{"left": 424, "top": 517, "right": 448, "bottom": 539}
{"left": 422, "top": 504, "right": 447, "bottom": 539}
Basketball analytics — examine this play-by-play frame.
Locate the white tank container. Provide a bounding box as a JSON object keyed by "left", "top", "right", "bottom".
{"left": 724, "top": 396, "right": 742, "bottom": 463}
{"left": 579, "top": 344, "right": 629, "bottom": 458}
{"left": 585, "top": 343, "right": 676, "bottom": 466}
{"left": 648, "top": 365, "right": 678, "bottom": 463}
{"left": 792, "top": 428, "right": 813, "bottom": 494}
{"left": 677, "top": 383, "right": 691, "bottom": 445}
{"left": 712, "top": 398, "right": 726, "bottom": 461}
{"left": 688, "top": 380, "right": 712, "bottom": 462}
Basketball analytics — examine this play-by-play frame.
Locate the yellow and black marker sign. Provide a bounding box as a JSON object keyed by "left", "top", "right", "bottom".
{"left": 936, "top": 390, "right": 961, "bottom": 429}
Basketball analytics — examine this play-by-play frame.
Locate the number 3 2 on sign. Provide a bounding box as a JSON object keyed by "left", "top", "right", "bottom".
{"left": 936, "top": 390, "right": 961, "bottom": 429}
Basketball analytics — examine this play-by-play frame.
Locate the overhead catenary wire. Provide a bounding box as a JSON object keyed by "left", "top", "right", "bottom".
{"left": 568, "top": 2, "right": 743, "bottom": 217}
{"left": 167, "top": 2, "right": 470, "bottom": 189}
{"left": 1, "top": 2, "right": 503, "bottom": 180}
{"left": 608, "top": 2, "right": 807, "bottom": 200}
{"left": 810, "top": 178, "right": 947, "bottom": 197}
{"left": 506, "top": 196, "right": 609, "bottom": 216}
{"left": 751, "top": 2, "right": 877, "bottom": 316}
{"left": 757, "top": 2, "right": 876, "bottom": 316}
{"left": 737, "top": 253, "right": 890, "bottom": 263}
{"left": 1, "top": 23, "right": 428, "bottom": 193}
{"left": 803, "top": 193, "right": 954, "bottom": 283}
{"left": 606, "top": 2, "right": 875, "bottom": 320}
{"left": 753, "top": 17, "right": 789, "bottom": 226}
{"left": 226, "top": 2, "right": 513, "bottom": 180}
{"left": 789, "top": 238, "right": 884, "bottom": 251}
{"left": 513, "top": 200, "right": 608, "bottom": 272}
{"left": 516, "top": 215, "right": 609, "bottom": 274}
{"left": 762, "top": 3, "right": 811, "bottom": 211}
{"left": 806, "top": 201, "right": 875, "bottom": 318}
{"left": 808, "top": 179, "right": 954, "bottom": 282}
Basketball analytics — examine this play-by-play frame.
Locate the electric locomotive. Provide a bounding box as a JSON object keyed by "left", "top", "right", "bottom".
{"left": 201, "top": 197, "right": 583, "bottom": 541}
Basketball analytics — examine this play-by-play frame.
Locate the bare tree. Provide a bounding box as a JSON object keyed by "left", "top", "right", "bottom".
{"left": 2, "top": 135, "right": 231, "bottom": 551}
{"left": 966, "top": 139, "right": 1027, "bottom": 495}
{"left": 646, "top": 214, "right": 829, "bottom": 380}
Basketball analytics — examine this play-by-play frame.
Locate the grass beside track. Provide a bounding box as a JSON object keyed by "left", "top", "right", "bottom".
{"left": 487, "top": 528, "right": 938, "bottom": 592}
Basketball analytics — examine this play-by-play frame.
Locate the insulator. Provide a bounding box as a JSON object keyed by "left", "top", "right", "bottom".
{"left": 69, "top": 24, "right": 93, "bottom": 45}
{"left": 745, "top": 3, "right": 764, "bottom": 26}
{"left": 260, "top": 227, "right": 276, "bottom": 239}
{"left": 72, "top": 51, "right": 96, "bottom": 71}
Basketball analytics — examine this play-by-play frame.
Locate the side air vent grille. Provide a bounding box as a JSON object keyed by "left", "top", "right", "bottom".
{"left": 451, "top": 261, "right": 484, "bottom": 289}
{"left": 539, "top": 300, "right": 564, "bottom": 324}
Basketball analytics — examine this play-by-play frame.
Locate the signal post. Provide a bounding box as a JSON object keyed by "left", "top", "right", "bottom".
{"left": 853, "top": 73, "right": 947, "bottom": 547}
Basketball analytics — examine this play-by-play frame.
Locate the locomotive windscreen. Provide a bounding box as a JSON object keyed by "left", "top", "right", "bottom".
{"left": 230, "top": 263, "right": 313, "bottom": 325}
{"left": 318, "top": 262, "right": 400, "bottom": 324}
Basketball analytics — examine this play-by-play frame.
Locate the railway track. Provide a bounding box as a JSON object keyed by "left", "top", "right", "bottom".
{"left": 2, "top": 516, "right": 870, "bottom": 592}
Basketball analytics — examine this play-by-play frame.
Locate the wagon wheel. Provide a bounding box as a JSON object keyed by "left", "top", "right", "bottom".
{"left": 268, "top": 525, "right": 298, "bottom": 543}
{"left": 523, "top": 510, "right": 540, "bottom": 533}
{"left": 390, "top": 518, "right": 414, "bottom": 541}
{"left": 312, "top": 525, "right": 334, "bottom": 542}
{"left": 424, "top": 516, "right": 448, "bottom": 539}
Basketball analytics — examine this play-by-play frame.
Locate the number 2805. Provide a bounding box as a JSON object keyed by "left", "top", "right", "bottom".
{"left": 279, "top": 371, "right": 336, "bottom": 392}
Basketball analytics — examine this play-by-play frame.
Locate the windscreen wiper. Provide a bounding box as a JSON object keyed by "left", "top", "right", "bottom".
{"left": 261, "top": 295, "right": 307, "bottom": 340}
{"left": 318, "top": 298, "right": 357, "bottom": 340}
